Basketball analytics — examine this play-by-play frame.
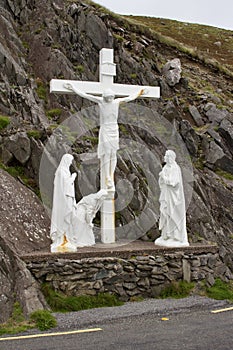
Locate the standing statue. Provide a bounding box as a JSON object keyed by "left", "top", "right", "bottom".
{"left": 64, "top": 83, "right": 145, "bottom": 189}
{"left": 50, "top": 154, "right": 108, "bottom": 252}
{"left": 155, "top": 150, "right": 189, "bottom": 247}
{"left": 50, "top": 153, "right": 77, "bottom": 252}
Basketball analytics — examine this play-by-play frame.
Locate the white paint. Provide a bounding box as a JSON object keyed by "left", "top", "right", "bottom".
{"left": 50, "top": 49, "right": 160, "bottom": 244}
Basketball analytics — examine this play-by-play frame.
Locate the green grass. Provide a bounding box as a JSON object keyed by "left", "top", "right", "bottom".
{"left": 215, "top": 169, "right": 233, "bottom": 181}
{"left": 159, "top": 281, "right": 195, "bottom": 299}
{"left": 124, "top": 16, "right": 233, "bottom": 73}
{"left": 36, "top": 79, "right": 47, "bottom": 101}
{"left": 41, "top": 283, "right": 124, "bottom": 313}
{"left": 74, "top": 64, "right": 84, "bottom": 73}
{"left": 0, "top": 115, "right": 10, "bottom": 130}
{"left": 0, "top": 162, "right": 40, "bottom": 197}
{"left": 0, "top": 302, "right": 57, "bottom": 335}
{"left": 82, "top": 135, "right": 99, "bottom": 145}
{"left": 46, "top": 108, "right": 62, "bottom": 119}
{"left": 30, "top": 310, "right": 57, "bottom": 331}
{"left": 0, "top": 163, "right": 25, "bottom": 178}
{"left": 206, "top": 279, "right": 233, "bottom": 301}
{"left": 26, "top": 129, "right": 42, "bottom": 139}
{"left": 0, "top": 303, "right": 35, "bottom": 335}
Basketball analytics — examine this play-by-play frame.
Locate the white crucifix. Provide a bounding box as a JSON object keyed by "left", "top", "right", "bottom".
{"left": 50, "top": 48, "right": 160, "bottom": 244}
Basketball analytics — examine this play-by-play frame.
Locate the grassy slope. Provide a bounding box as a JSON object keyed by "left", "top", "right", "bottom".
{"left": 124, "top": 16, "right": 233, "bottom": 71}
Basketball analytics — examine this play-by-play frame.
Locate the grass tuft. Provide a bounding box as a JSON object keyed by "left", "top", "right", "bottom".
{"left": 206, "top": 279, "right": 233, "bottom": 301}
{"left": 0, "top": 115, "right": 10, "bottom": 130}
{"left": 159, "top": 281, "right": 195, "bottom": 299}
{"left": 30, "top": 310, "right": 57, "bottom": 331}
{"left": 0, "top": 302, "right": 34, "bottom": 335}
{"left": 41, "top": 283, "right": 123, "bottom": 312}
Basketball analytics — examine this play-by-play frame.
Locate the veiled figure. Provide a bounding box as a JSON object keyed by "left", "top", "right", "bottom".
{"left": 155, "top": 150, "right": 189, "bottom": 247}
{"left": 50, "top": 154, "right": 108, "bottom": 252}
{"left": 50, "top": 154, "right": 77, "bottom": 252}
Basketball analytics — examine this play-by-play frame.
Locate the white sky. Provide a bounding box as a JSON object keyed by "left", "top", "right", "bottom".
{"left": 94, "top": 0, "right": 233, "bottom": 30}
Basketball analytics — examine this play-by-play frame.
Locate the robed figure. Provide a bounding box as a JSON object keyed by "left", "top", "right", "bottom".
{"left": 155, "top": 150, "right": 189, "bottom": 247}
{"left": 50, "top": 154, "right": 108, "bottom": 252}
{"left": 50, "top": 154, "right": 77, "bottom": 252}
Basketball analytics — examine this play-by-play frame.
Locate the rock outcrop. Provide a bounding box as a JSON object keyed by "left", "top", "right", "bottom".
{"left": 0, "top": 236, "right": 49, "bottom": 323}
{"left": 0, "top": 169, "right": 50, "bottom": 254}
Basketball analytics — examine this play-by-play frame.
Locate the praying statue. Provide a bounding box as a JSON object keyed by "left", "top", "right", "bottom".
{"left": 50, "top": 153, "right": 108, "bottom": 252}
{"left": 155, "top": 150, "right": 189, "bottom": 247}
{"left": 64, "top": 83, "right": 145, "bottom": 190}
{"left": 50, "top": 154, "right": 77, "bottom": 252}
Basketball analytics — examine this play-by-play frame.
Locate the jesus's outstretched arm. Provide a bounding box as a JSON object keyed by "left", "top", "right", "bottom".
{"left": 64, "top": 83, "right": 102, "bottom": 104}
{"left": 116, "top": 89, "right": 147, "bottom": 104}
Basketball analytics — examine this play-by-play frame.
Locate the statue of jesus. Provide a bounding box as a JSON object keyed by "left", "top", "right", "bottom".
{"left": 64, "top": 83, "right": 145, "bottom": 189}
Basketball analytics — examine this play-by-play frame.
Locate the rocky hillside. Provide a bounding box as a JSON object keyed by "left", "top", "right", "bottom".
{"left": 0, "top": 0, "right": 233, "bottom": 320}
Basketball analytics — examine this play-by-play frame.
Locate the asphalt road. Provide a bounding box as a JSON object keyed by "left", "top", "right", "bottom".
{"left": 0, "top": 297, "right": 232, "bottom": 350}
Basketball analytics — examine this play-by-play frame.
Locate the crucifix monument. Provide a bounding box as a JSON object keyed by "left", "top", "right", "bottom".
{"left": 50, "top": 48, "right": 160, "bottom": 244}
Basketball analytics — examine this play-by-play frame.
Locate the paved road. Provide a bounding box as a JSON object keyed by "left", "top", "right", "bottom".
{"left": 0, "top": 297, "right": 232, "bottom": 350}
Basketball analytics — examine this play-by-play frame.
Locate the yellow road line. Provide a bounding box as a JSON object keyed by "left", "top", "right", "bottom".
{"left": 0, "top": 328, "right": 102, "bottom": 341}
{"left": 211, "top": 306, "right": 233, "bottom": 314}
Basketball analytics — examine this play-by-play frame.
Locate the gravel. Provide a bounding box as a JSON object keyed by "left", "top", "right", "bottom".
{"left": 53, "top": 296, "right": 229, "bottom": 331}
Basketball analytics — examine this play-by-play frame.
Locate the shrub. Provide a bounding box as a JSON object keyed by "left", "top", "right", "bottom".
{"left": 30, "top": 310, "right": 57, "bottom": 331}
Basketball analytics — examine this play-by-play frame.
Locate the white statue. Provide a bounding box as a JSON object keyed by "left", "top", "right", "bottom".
{"left": 71, "top": 189, "right": 108, "bottom": 247}
{"left": 50, "top": 154, "right": 108, "bottom": 252}
{"left": 155, "top": 150, "right": 189, "bottom": 247}
{"left": 64, "top": 83, "right": 145, "bottom": 190}
{"left": 50, "top": 154, "right": 77, "bottom": 252}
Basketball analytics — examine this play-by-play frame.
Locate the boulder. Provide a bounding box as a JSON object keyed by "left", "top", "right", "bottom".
{"left": 85, "top": 13, "right": 113, "bottom": 50}
{"left": 162, "top": 58, "right": 182, "bottom": 87}
{"left": 204, "top": 140, "right": 233, "bottom": 174}
{"left": 205, "top": 104, "right": 228, "bottom": 124}
{"left": 218, "top": 118, "right": 233, "bottom": 156}
{"left": 188, "top": 105, "right": 204, "bottom": 126}
{"left": 5, "top": 132, "right": 31, "bottom": 165}
{"left": 205, "top": 140, "right": 225, "bottom": 166}
{"left": 179, "top": 120, "right": 200, "bottom": 156}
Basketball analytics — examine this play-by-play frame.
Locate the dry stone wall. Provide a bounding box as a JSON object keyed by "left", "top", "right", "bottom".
{"left": 25, "top": 248, "right": 233, "bottom": 301}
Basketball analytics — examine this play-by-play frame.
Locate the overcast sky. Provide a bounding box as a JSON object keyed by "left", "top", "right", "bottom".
{"left": 94, "top": 0, "right": 233, "bottom": 30}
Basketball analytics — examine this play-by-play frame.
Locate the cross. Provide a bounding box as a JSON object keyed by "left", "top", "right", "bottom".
{"left": 50, "top": 48, "right": 160, "bottom": 244}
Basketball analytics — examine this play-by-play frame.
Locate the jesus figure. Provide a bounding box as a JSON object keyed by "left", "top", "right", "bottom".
{"left": 64, "top": 83, "right": 145, "bottom": 189}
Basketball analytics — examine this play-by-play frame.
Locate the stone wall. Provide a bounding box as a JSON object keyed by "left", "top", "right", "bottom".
{"left": 24, "top": 246, "right": 233, "bottom": 301}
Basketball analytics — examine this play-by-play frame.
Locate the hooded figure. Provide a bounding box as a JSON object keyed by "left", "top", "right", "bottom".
{"left": 50, "top": 154, "right": 77, "bottom": 252}
{"left": 50, "top": 154, "right": 108, "bottom": 252}
{"left": 155, "top": 150, "right": 189, "bottom": 247}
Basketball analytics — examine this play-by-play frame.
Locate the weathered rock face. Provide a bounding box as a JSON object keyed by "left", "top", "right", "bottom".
{"left": 0, "top": 169, "right": 51, "bottom": 254}
{"left": 0, "top": 236, "right": 49, "bottom": 323}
